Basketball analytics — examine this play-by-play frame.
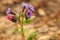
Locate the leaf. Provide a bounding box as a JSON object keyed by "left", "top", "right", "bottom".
{"left": 27, "top": 30, "right": 38, "bottom": 40}
{"left": 24, "top": 19, "right": 31, "bottom": 24}
{"left": 18, "top": 28, "right": 22, "bottom": 34}
{"left": 24, "top": 16, "right": 35, "bottom": 24}
{"left": 24, "top": 27, "right": 28, "bottom": 34}
{"left": 29, "top": 16, "right": 35, "bottom": 20}
{"left": 27, "top": 37, "right": 32, "bottom": 40}
{"left": 18, "top": 27, "right": 28, "bottom": 35}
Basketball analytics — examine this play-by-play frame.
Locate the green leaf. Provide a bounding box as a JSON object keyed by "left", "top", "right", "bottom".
{"left": 29, "top": 16, "right": 35, "bottom": 20}
{"left": 24, "top": 19, "right": 31, "bottom": 24}
{"left": 18, "top": 28, "right": 22, "bottom": 34}
{"left": 27, "top": 30, "right": 38, "bottom": 40}
{"left": 27, "top": 37, "right": 32, "bottom": 40}
{"left": 18, "top": 27, "right": 28, "bottom": 35}
{"left": 24, "top": 16, "right": 35, "bottom": 24}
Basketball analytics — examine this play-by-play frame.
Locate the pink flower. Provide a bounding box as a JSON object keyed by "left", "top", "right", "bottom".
{"left": 7, "top": 15, "right": 13, "bottom": 20}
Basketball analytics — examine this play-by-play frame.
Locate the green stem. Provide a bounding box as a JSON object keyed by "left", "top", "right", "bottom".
{"left": 21, "top": 15, "right": 24, "bottom": 40}
{"left": 19, "top": 12, "right": 24, "bottom": 40}
{"left": 19, "top": 8, "right": 28, "bottom": 40}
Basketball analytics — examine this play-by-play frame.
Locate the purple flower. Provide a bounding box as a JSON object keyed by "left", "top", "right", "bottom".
{"left": 22, "top": 3, "right": 35, "bottom": 12}
{"left": 29, "top": 4, "right": 35, "bottom": 11}
{"left": 26, "top": 10, "right": 32, "bottom": 19}
{"left": 6, "top": 8, "right": 16, "bottom": 15}
{"left": 22, "top": 3, "right": 28, "bottom": 8}
{"left": 6, "top": 8, "right": 11, "bottom": 14}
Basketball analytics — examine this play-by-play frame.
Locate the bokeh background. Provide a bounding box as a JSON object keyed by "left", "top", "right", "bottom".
{"left": 0, "top": 0, "right": 60, "bottom": 40}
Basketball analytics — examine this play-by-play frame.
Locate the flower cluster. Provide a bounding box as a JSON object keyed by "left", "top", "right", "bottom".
{"left": 22, "top": 3, "right": 35, "bottom": 20}
{"left": 6, "top": 3, "right": 35, "bottom": 22}
{"left": 22, "top": 3, "right": 35, "bottom": 11}
{"left": 6, "top": 8, "right": 17, "bottom": 22}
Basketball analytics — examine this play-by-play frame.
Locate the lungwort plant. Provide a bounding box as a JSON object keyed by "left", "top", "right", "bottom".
{"left": 6, "top": 3, "right": 38, "bottom": 40}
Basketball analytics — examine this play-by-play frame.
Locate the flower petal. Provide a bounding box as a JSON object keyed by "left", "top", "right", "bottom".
{"left": 22, "top": 3, "right": 28, "bottom": 8}
{"left": 6, "top": 8, "right": 11, "bottom": 14}
{"left": 7, "top": 15, "right": 13, "bottom": 20}
{"left": 29, "top": 4, "right": 35, "bottom": 11}
{"left": 26, "top": 10, "right": 32, "bottom": 20}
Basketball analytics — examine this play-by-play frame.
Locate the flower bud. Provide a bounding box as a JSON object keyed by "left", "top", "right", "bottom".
{"left": 7, "top": 15, "right": 17, "bottom": 22}
{"left": 7, "top": 15, "right": 13, "bottom": 20}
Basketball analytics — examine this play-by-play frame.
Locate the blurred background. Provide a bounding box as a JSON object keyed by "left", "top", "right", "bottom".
{"left": 0, "top": 0, "right": 60, "bottom": 40}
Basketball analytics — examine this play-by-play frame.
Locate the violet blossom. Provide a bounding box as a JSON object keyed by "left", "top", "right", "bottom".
{"left": 26, "top": 10, "right": 32, "bottom": 20}
{"left": 22, "top": 3, "right": 35, "bottom": 20}
{"left": 29, "top": 4, "right": 35, "bottom": 11}
{"left": 6, "top": 8, "right": 16, "bottom": 15}
{"left": 6, "top": 8, "right": 16, "bottom": 22}
{"left": 6, "top": 8, "right": 11, "bottom": 14}
{"left": 22, "top": 3, "right": 28, "bottom": 8}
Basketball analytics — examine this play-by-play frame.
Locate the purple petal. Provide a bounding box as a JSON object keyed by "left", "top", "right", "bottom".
{"left": 6, "top": 8, "right": 11, "bottom": 14}
{"left": 22, "top": 3, "right": 28, "bottom": 8}
{"left": 26, "top": 10, "right": 32, "bottom": 18}
{"left": 29, "top": 4, "right": 35, "bottom": 11}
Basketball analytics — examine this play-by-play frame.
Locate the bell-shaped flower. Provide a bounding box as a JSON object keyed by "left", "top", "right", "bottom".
{"left": 22, "top": 3, "right": 28, "bottom": 8}
{"left": 6, "top": 8, "right": 16, "bottom": 15}
{"left": 26, "top": 10, "right": 32, "bottom": 20}
{"left": 29, "top": 4, "right": 35, "bottom": 11}
{"left": 6, "top": 8, "right": 11, "bottom": 14}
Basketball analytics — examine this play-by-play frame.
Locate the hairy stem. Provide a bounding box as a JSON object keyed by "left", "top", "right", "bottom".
{"left": 20, "top": 8, "right": 28, "bottom": 40}
{"left": 19, "top": 12, "right": 25, "bottom": 40}
{"left": 21, "top": 15, "right": 24, "bottom": 40}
